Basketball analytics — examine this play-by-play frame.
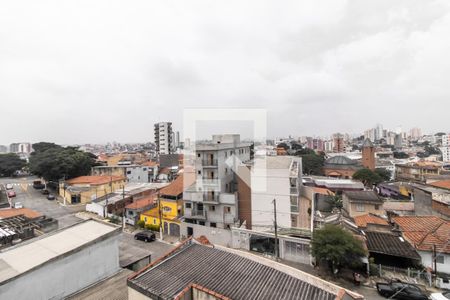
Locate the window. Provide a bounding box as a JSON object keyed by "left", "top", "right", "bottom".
{"left": 199, "top": 221, "right": 205, "bottom": 226}
{"left": 143, "top": 168, "right": 147, "bottom": 171}
{"left": 197, "top": 153, "right": 201, "bottom": 158}
{"left": 225, "top": 206, "right": 231, "bottom": 213}
{"left": 163, "top": 206, "right": 171, "bottom": 212}
{"left": 198, "top": 170, "right": 201, "bottom": 175}
{"left": 210, "top": 222, "right": 217, "bottom": 228}
{"left": 197, "top": 203, "right": 204, "bottom": 210}
{"left": 185, "top": 203, "right": 192, "bottom": 209}
{"left": 153, "top": 219, "right": 156, "bottom": 225}
{"left": 374, "top": 204, "right": 380, "bottom": 210}
{"left": 225, "top": 168, "right": 228, "bottom": 174}
{"left": 436, "top": 255, "right": 445, "bottom": 264}
{"left": 356, "top": 203, "right": 365, "bottom": 212}
{"left": 209, "top": 205, "right": 216, "bottom": 211}
{"left": 127, "top": 171, "right": 131, "bottom": 175}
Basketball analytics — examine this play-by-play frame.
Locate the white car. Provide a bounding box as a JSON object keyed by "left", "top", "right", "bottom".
{"left": 6, "top": 184, "right": 13, "bottom": 190}
{"left": 431, "top": 291, "right": 450, "bottom": 300}
{"left": 13, "top": 202, "right": 23, "bottom": 209}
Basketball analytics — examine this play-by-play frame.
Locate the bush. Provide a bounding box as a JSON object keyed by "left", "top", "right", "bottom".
{"left": 109, "top": 216, "right": 120, "bottom": 224}
{"left": 136, "top": 220, "right": 145, "bottom": 229}
{"left": 145, "top": 224, "right": 160, "bottom": 232}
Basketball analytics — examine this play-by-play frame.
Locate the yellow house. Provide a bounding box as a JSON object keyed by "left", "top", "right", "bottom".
{"left": 141, "top": 172, "right": 195, "bottom": 236}
{"left": 60, "top": 175, "right": 126, "bottom": 204}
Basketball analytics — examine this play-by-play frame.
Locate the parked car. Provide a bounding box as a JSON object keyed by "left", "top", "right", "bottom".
{"left": 14, "top": 202, "right": 23, "bottom": 209}
{"left": 376, "top": 280, "right": 429, "bottom": 300}
{"left": 7, "top": 190, "right": 16, "bottom": 198}
{"left": 33, "top": 180, "right": 45, "bottom": 190}
{"left": 134, "top": 231, "right": 156, "bottom": 242}
{"left": 41, "top": 189, "right": 50, "bottom": 195}
{"left": 6, "top": 184, "right": 13, "bottom": 190}
{"left": 431, "top": 291, "right": 450, "bottom": 300}
{"left": 47, "top": 194, "right": 56, "bottom": 200}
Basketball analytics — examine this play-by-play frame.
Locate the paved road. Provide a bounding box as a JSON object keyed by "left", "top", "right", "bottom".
{"left": 0, "top": 176, "right": 84, "bottom": 229}
{"left": 120, "top": 231, "right": 175, "bottom": 261}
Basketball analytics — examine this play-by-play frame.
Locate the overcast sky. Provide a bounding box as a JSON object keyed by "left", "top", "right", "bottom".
{"left": 1, "top": 0, "right": 450, "bottom": 145}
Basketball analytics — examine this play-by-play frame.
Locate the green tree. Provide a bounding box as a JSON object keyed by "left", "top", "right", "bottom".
{"left": 29, "top": 143, "right": 97, "bottom": 181}
{"left": 374, "top": 168, "right": 391, "bottom": 181}
{"left": 352, "top": 168, "right": 383, "bottom": 186}
{"left": 0, "top": 153, "right": 27, "bottom": 177}
{"left": 326, "top": 192, "right": 343, "bottom": 212}
{"left": 311, "top": 224, "right": 367, "bottom": 273}
{"left": 301, "top": 153, "right": 325, "bottom": 175}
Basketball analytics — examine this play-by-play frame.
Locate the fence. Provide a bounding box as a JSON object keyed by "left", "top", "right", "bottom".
{"left": 375, "top": 264, "right": 432, "bottom": 287}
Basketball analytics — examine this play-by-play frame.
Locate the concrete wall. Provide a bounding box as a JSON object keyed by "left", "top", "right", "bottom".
{"left": 180, "top": 222, "right": 232, "bottom": 247}
{"left": 128, "top": 287, "right": 151, "bottom": 300}
{"left": 419, "top": 251, "right": 450, "bottom": 274}
{"left": 413, "top": 188, "right": 433, "bottom": 216}
{"left": 251, "top": 168, "right": 292, "bottom": 230}
{"left": 0, "top": 235, "right": 120, "bottom": 300}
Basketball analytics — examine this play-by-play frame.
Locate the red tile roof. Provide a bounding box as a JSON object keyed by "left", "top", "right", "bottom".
{"left": 142, "top": 161, "right": 158, "bottom": 167}
{"left": 125, "top": 195, "right": 157, "bottom": 210}
{"left": 66, "top": 175, "right": 125, "bottom": 186}
{"left": 393, "top": 216, "right": 450, "bottom": 254}
{"left": 429, "top": 180, "right": 450, "bottom": 190}
{"left": 353, "top": 214, "right": 389, "bottom": 228}
{"left": 0, "top": 208, "right": 42, "bottom": 219}
{"left": 160, "top": 172, "right": 196, "bottom": 197}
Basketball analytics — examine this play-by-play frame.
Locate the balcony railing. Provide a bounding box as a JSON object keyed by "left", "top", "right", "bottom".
{"left": 190, "top": 209, "right": 206, "bottom": 218}
{"left": 203, "top": 194, "right": 219, "bottom": 202}
{"left": 202, "top": 159, "right": 218, "bottom": 167}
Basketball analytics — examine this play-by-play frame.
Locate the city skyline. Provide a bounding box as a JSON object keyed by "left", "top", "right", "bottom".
{"left": 1, "top": 1, "right": 450, "bottom": 144}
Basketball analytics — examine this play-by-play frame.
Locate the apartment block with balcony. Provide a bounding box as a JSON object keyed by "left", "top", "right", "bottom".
{"left": 154, "top": 122, "right": 173, "bottom": 155}
{"left": 183, "top": 134, "right": 252, "bottom": 229}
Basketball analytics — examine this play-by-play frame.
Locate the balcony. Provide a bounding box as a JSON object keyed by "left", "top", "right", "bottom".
{"left": 290, "top": 187, "right": 298, "bottom": 195}
{"left": 203, "top": 194, "right": 219, "bottom": 203}
{"left": 190, "top": 209, "right": 206, "bottom": 219}
{"left": 202, "top": 159, "right": 218, "bottom": 167}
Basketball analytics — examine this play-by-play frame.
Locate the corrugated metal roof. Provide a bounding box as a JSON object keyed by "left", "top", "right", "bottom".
{"left": 129, "top": 243, "right": 337, "bottom": 300}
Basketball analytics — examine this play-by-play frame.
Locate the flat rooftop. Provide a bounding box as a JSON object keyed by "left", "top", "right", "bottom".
{"left": 0, "top": 219, "right": 120, "bottom": 285}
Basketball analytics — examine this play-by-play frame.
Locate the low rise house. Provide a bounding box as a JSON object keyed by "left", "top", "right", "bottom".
{"left": 141, "top": 172, "right": 195, "bottom": 236}
{"left": 393, "top": 216, "right": 450, "bottom": 274}
{"left": 124, "top": 194, "right": 157, "bottom": 226}
{"left": 383, "top": 201, "right": 415, "bottom": 216}
{"left": 395, "top": 162, "right": 443, "bottom": 183}
{"left": 353, "top": 213, "right": 390, "bottom": 232}
{"left": 364, "top": 231, "right": 421, "bottom": 268}
{"left": 92, "top": 165, "right": 155, "bottom": 183}
{"left": 61, "top": 175, "right": 126, "bottom": 204}
{"left": 411, "top": 183, "right": 450, "bottom": 220}
{"left": 127, "top": 239, "right": 363, "bottom": 300}
{"left": 0, "top": 219, "right": 121, "bottom": 300}
{"left": 86, "top": 182, "right": 167, "bottom": 218}
{"left": 343, "top": 191, "right": 384, "bottom": 217}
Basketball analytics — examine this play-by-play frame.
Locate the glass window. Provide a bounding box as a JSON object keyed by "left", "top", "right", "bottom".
{"left": 436, "top": 255, "right": 445, "bottom": 264}
{"left": 185, "top": 203, "right": 192, "bottom": 209}
{"left": 356, "top": 203, "right": 365, "bottom": 212}
{"left": 210, "top": 222, "right": 217, "bottom": 228}
{"left": 209, "top": 205, "right": 216, "bottom": 211}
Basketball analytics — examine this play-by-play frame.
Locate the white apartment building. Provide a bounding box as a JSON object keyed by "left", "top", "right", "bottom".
{"left": 183, "top": 134, "right": 252, "bottom": 229}
{"left": 154, "top": 122, "right": 173, "bottom": 155}
{"left": 441, "top": 133, "right": 450, "bottom": 162}
{"left": 249, "top": 156, "right": 302, "bottom": 231}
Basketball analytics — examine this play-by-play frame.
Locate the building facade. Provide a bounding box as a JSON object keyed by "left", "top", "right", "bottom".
{"left": 441, "top": 133, "right": 450, "bottom": 162}
{"left": 154, "top": 122, "right": 173, "bottom": 155}
{"left": 183, "top": 134, "right": 252, "bottom": 229}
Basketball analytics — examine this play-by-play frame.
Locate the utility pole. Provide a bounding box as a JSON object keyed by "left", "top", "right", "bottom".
{"left": 158, "top": 192, "right": 163, "bottom": 240}
{"left": 433, "top": 244, "right": 437, "bottom": 287}
{"left": 273, "top": 198, "right": 279, "bottom": 260}
{"left": 122, "top": 185, "right": 125, "bottom": 231}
